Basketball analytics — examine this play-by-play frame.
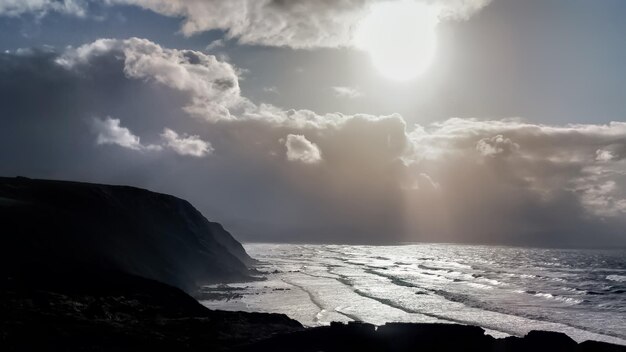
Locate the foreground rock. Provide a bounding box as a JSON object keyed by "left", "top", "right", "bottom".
{"left": 3, "top": 269, "right": 624, "bottom": 352}
{"left": 0, "top": 176, "right": 252, "bottom": 291}
{"left": 249, "top": 320, "right": 625, "bottom": 352}
{"left": 2, "top": 271, "right": 624, "bottom": 351}
{"left": 0, "top": 269, "right": 303, "bottom": 351}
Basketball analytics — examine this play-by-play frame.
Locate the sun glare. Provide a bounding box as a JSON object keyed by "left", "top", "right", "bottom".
{"left": 356, "top": 1, "right": 438, "bottom": 81}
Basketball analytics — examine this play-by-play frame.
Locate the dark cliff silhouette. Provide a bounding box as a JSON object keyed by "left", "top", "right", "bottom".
{"left": 0, "top": 176, "right": 251, "bottom": 291}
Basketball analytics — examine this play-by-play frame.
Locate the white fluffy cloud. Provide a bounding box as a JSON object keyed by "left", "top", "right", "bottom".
{"left": 161, "top": 128, "right": 213, "bottom": 157}
{"left": 58, "top": 38, "right": 248, "bottom": 122}
{"left": 408, "top": 118, "right": 626, "bottom": 162}
{"left": 476, "top": 134, "right": 520, "bottom": 157}
{"left": 108, "top": 0, "right": 491, "bottom": 48}
{"left": 594, "top": 143, "right": 624, "bottom": 162}
{"left": 596, "top": 149, "right": 616, "bottom": 162}
{"left": 1, "top": 0, "right": 492, "bottom": 49}
{"left": 92, "top": 117, "right": 211, "bottom": 157}
{"left": 92, "top": 117, "right": 160, "bottom": 151}
{"left": 284, "top": 134, "right": 322, "bottom": 164}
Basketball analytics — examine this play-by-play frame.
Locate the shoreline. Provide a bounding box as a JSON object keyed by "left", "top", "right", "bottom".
{"left": 200, "top": 299, "right": 626, "bottom": 347}
{"left": 0, "top": 273, "right": 626, "bottom": 352}
{"left": 199, "top": 243, "right": 626, "bottom": 346}
{"left": 3, "top": 272, "right": 625, "bottom": 351}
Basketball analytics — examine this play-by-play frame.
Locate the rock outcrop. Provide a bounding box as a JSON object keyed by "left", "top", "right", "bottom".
{"left": 247, "top": 321, "right": 625, "bottom": 352}
{"left": 0, "top": 269, "right": 303, "bottom": 351}
{"left": 0, "top": 176, "right": 252, "bottom": 291}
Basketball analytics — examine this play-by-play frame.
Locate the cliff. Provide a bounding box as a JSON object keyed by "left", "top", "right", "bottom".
{"left": 0, "top": 176, "right": 252, "bottom": 291}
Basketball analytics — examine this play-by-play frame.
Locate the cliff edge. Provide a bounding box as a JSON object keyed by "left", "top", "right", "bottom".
{"left": 0, "top": 176, "right": 252, "bottom": 291}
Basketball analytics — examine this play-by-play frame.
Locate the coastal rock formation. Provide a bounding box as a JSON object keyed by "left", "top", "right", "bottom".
{"left": 0, "top": 176, "right": 252, "bottom": 291}
{"left": 0, "top": 269, "right": 303, "bottom": 351}
{"left": 247, "top": 321, "right": 625, "bottom": 352}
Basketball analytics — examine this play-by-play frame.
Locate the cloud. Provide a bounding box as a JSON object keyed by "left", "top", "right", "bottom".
{"left": 161, "top": 128, "right": 213, "bottom": 157}
{"left": 406, "top": 118, "right": 626, "bottom": 228}
{"left": 577, "top": 181, "right": 626, "bottom": 218}
{"left": 332, "top": 86, "right": 363, "bottom": 99}
{"left": 92, "top": 117, "right": 212, "bottom": 156}
{"left": 408, "top": 118, "right": 626, "bottom": 163}
{"left": 92, "top": 117, "right": 161, "bottom": 151}
{"left": 284, "top": 134, "right": 322, "bottom": 164}
{"left": 58, "top": 38, "right": 248, "bottom": 122}
{"left": 205, "top": 39, "right": 225, "bottom": 51}
{"left": 476, "top": 134, "right": 519, "bottom": 157}
{"left": 2, "top": 37, "right": 626, "bottom": 247}
{"left": 108, "top": 0, "right": 492, "bottom": 48}
{"left": 596, "top": 149, "right": 617, "bottom": 162}
{"left": 263, "top": 86, "right": 278, "bottom": 94}
{"left": 594, "top": 144, "right": 625, "bottom": 162}
{"left": 1, "top": 1, "right": 492, "bottom": 49}
{"left": 0, "top": 0, "right": 87, "bottom": 17}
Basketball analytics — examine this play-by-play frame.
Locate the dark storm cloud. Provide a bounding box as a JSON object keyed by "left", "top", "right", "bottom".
{"left": 1, "top": 38, "right": 625, "bottom": 247}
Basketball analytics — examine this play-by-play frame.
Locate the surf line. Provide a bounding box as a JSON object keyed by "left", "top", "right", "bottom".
{"left": 326, "top": 268, "right": 520, "bottom": 337}
{"left": 280, "top": 277, "right": 358, "bottom": 323}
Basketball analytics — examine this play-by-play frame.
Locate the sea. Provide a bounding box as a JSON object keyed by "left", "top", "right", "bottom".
{"left": 200, "top": 243, "right": 626, "bottom": 345}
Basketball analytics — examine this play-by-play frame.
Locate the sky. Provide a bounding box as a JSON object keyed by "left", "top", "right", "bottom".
{"left": 0, "top": 0, "right": 625, "bottom": 247}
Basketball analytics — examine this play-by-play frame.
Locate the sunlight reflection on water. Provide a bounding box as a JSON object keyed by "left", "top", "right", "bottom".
{"left": 201, "top": 243, "right": 626, "bottom": 345}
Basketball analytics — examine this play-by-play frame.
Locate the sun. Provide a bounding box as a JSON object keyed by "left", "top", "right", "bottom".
{"left": 356, "top": 1, "right": 439, "bottom": 81}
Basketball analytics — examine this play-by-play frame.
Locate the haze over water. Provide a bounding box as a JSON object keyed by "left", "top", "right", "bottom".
{"left": 202, "top": 243, "right": 626, "bottom": 346}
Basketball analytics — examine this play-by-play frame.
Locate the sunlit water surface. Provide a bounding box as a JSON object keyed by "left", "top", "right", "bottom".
{"left": 201, "top": 243, "right": 626, "bottom": 345}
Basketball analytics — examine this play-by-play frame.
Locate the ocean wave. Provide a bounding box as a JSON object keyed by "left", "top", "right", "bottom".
{"left": 418, "top": 264, "right": 448, "bottom": 272}
{"left": 519, "top": 274, "right": 538, "bottom": 279}
{"left": 561, "top": 287, "right": 587, "bottom": 295}
{"left": 477, "top": 277, "right": 504, "bottom": 286}
{"left": 395, "top": 261, "right": 412, "bottom": 266}
{"left": 532, "top": 292, "right": 583, "bottom": 304}
{"left": 585, "top": 291, "right": 605, "bottom": 295}
{"left": 438, "top": 261, "right": 473, "bottom": 270}
{"left": 556, "top": 297, "right": 584, "bottom": 304}
{"left": 534, "top": 292, "right": 553, "bottom": 299}
{"left": 466, "top": 282, "right": 494, "bottom": 290}
{"left": 607, "top": 275, "right": 626, "bottom": 282}
{"left": 242, "top": 243, "right": 626, "bottom": 342}
{"left": 433, "top": 289, "right": 492, "bottom": 308}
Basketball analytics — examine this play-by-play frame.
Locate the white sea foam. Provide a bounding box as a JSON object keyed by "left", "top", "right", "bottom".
{"left": 202, "top": 243, "right": 626, "bottom": 346}
{"left": 607, "top": 275, "right": 626, "bottom": 282}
